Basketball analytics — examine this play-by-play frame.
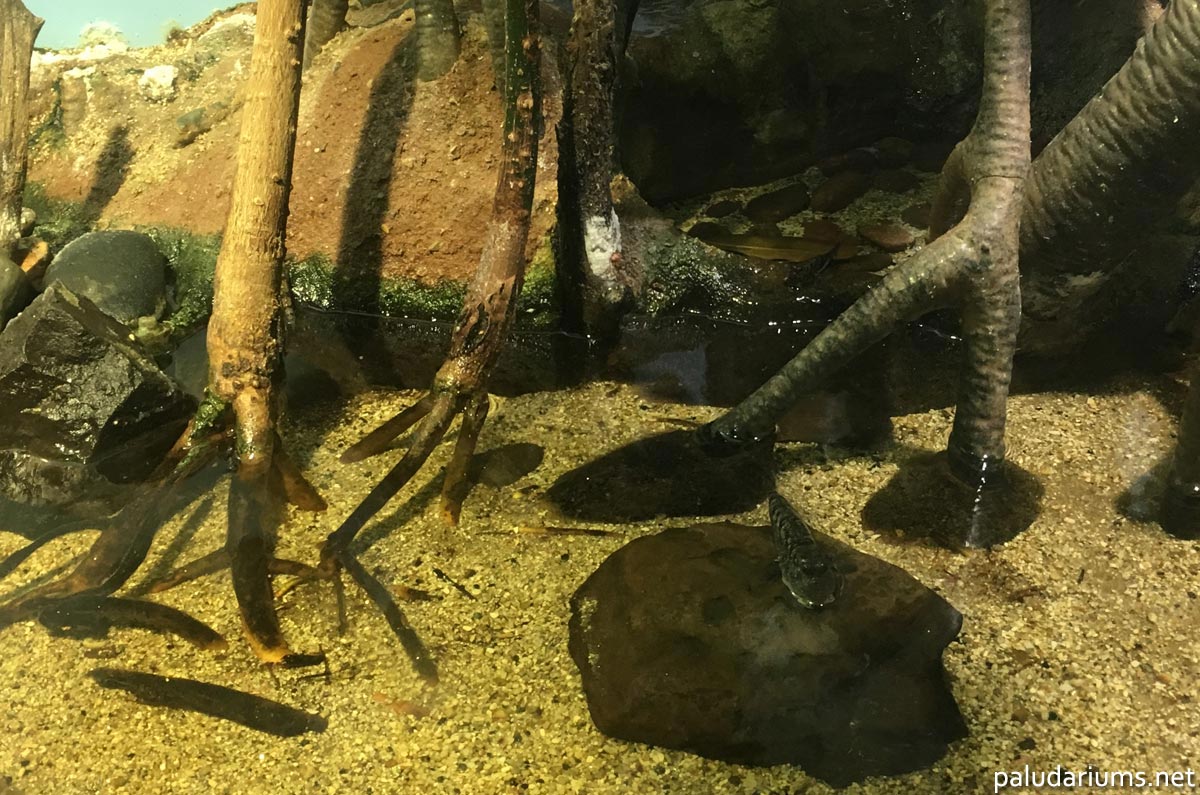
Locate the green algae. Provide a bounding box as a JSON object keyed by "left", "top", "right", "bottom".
{"left": 22, "top": 182, "right": 90, "bottom": 250}
{"left": 145, "top": 228, "right": 220, "bottom": 339}
{"left": 22, "top": 186, "right": 560, "bottom": 335}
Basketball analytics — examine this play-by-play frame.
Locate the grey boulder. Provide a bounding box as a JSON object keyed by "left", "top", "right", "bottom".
{"left": 43, "top": 230, "right": 168, "bottom": 324}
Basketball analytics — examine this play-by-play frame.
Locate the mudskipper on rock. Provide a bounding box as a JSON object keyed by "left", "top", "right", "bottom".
{"left": 767, "top": 492, "right": 843, "bottom": 609}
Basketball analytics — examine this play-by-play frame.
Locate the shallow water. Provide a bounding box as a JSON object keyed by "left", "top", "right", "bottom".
{"left": 2, "top": 310, "right": 1199, "bottom": 794}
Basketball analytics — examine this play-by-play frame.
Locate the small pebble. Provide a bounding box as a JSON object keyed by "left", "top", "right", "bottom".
{"left": 858, "top": 222, "right": 915, "bottom": 253}
{"left": 704, "top": 199, "right": 741, "bottom": 218}
{"left": 901, "top": 202, "right": 932, "bottom": 229}
{"left": 817, "top": 149, "right": 878, "bottom": 176}
{"left": 743, "top": 183, "right": 810, "bottom": 223}
{"left": 872, "top": 136, "right": 914, "bottom": 168}
{"left": 811, "top": 171, "right": 872, "bottom": 212}
{"left": 802, "top": 218, "right": 845, "bottom": 242}
{"left": 873, "top": 169, "right": 919, "bottom": 194}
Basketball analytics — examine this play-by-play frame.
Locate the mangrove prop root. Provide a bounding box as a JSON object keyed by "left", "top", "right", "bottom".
{"left": 316, "top": 0, "right": 541, "bottom": 671}
{"left": 340, "top": 395, "right": 434, "bottom": 464}
{"left": 273, "top": 433, "right": 327, "bottom": 511}
{"left": 147, "top": 549, "right": 321, "bottom": 595}
{"left": 146, "top": 547, "right": 229, "bottom": 594}
{"left": 337, "top": 551, "right": 439, "bottom": 684}
{"left": 323, "top": 391, "right": 463, "bottom": 562}
{"left": 90, "top": 668, "right": 328, "bottom": 736}
{"left": 323, "top": 0, "right": 542, "bottom": 557}
{"left": 701, "top": 0, "right": 1030, "bottom": 542}
{"left": 227, "top": 454, "right": 293, "bottom": 663}
{"left": 0, "top": 517, "right": 100, "bottom": 580}
{"left": 440, "top": 392, "right": 490, "bottom": 526}
{"left": 6, "top": 447, "right": 218, "bottom": 607}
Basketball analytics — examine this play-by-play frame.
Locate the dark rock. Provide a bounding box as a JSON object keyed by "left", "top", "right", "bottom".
{"left": 569, "top": 522, "right": 967, "bottom": 787}
{"left": 619, "top": 0, "right": 983, "bottom": 201}
{"left": 811, "top": 171, "right": 873, "bottom": 213}
{"left": 873, "top": 168, "right": 920, "bottom": 194}
{"left": 911, "top": 140, "right": 954, "bottom": 174}
{"left": 743, "top": 183, "right": 811, "bottom": 223}
{"left": 704, "top": 199, "right": 742, "bottom": 218}
{"left": 901, "top": 202, "right": 932, "bottom": 229}
{"left": 801, "top": 218, "right": 845, "bottom": 242}
{"left": 817, "top": 148, "right": 879, "bottom": 176}
{"left": 0, "top": 256, "right": 33, "bottom": 329}
{"left": 859, "top": 222, "right": 915, "bottom": 253}
{"left": 545, "top": 430, "right": 771, "bottom": 521}
{"left": 871, "top": 136, "right": 915, "bottom": 168}
{"left": 43, "top": 230, "right": 168, "bottom": 324}
{"left": 685, "top": 221, "right": 728, "bottom": 240}
{"left": 0, "top": 283, "right": 195, "bottom": 507}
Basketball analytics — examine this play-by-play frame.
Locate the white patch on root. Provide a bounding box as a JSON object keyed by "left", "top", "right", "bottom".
{"left": 583, "top": 210, "right": 623, "bottom": 287}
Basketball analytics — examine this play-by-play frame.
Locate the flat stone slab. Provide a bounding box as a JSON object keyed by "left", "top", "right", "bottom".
{"left": 569, "top": 522, "right": 966, "bottom": 787}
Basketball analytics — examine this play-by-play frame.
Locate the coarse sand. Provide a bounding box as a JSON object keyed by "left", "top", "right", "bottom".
{"left": 1, "top": 372, "right": 1198, "bottom": 795}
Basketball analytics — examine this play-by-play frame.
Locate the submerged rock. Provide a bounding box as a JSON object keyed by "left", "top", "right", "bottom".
{"left": 859, "top": 222, "right": 915, "bottom": 253}
{"left": 43, "top": 230, "right": 168, "bottom": 325}
{"left": 0, "top": 283, "right": 194, "bottom": 508}
{"left": 811, "top": 170, "right": 873, "bottom": 213}
{"left": 743, "top": 183, "right": 811, "bottom": 223}
{"left": 569, "top": 522, "right": 966, "bottom": 787}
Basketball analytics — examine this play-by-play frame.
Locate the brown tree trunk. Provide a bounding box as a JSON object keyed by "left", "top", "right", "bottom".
{"left": 319, "top": 0, "right": 541, "bottom": 680}
{"left": 415, "top": 0, "right": 461, "bottom": 81}
{"left": 0, "top": 0, "right": 42, "bottom": 257}
{"left": 701, "top": 0, "right": 1031, "bottom": 548}
{"left": 208, "top": 0, "right": 310, "bottom": 663}
{"left": 303, "top": 0, "right": 348, "bottom": 70}
{"left": 559, "top": 0, "right": 636, "bottom": 338}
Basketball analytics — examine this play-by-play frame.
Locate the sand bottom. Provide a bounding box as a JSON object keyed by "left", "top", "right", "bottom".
{"left": 1, "top": 370, "right": 1198, "bottom": 794}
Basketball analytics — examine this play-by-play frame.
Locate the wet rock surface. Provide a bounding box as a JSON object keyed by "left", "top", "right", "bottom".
{"left": 41, "top": 230, "right": 168, "bottom": 325}
{"left": 0, "top": 283, "right": 194, "bottom": 510}
{"left": 569, "top": 522, "right": 967, "bottom": 787}
{"left": 620, "top": 0, "right": 981, "bottom": 200}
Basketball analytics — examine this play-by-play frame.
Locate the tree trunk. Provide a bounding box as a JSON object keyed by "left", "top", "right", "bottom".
{"left": 319, "top": 0, "right": 541, "bottom": 679}
{"left": 559, "top": 0, "right": 636, "bottom": 338}
{"left": 303, "top": 0, "right": 348, "bottom": 70}
{"left": 415, "top": 0, "right": 461, "bottom": 81}
{"left": 0, "top": 0, "right": 42, "bottom": 257}
{"left": 1019, "top": 0, "right": 1200, "bottom": 353}
{"left": 207, "top": 0, "right": 310, "bottom": 663}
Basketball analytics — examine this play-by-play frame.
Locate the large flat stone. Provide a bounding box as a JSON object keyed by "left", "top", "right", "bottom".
{"left": 569, "top": 522, "right": 966, "bottom": 787}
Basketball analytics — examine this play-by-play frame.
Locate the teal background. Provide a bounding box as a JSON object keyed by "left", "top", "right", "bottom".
{"left": 25, "top": 1, "right": 253, "bottom": 50}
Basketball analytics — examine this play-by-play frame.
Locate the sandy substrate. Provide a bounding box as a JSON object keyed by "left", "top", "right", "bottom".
{"left": 1, "top": 372, "right": 1199, "bottom": 795}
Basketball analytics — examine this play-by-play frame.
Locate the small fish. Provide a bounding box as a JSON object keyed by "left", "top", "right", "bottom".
{"left": 767, "top": 492, "right": 843, "bottom": 609}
